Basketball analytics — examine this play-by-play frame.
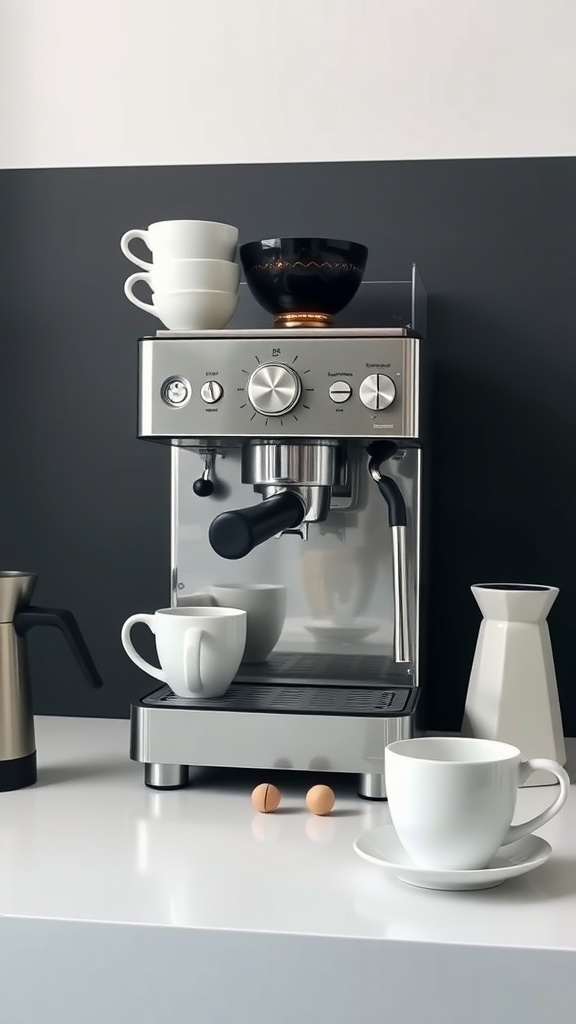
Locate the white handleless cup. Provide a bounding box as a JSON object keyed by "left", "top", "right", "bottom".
{"left": 121, "top": 607, "right": 246, "bottom": 699}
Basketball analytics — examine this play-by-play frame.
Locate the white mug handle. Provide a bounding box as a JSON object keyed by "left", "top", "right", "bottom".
{"left": 120, "top": 228, "right": 152, "bottom": 270}
{"left": 121, "top": 613, "right": 165, "bottom": 682}
{"left": 183, "top": 627, "right": 204, "bottom": 694}
{"left": 503, "top": 758, "right": 570, "bottom": 845}
{"left": 124, "top": 272, "right": 154, "bottom": 312}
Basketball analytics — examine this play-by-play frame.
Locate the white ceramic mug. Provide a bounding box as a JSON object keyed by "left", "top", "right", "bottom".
{"left": 209, "top": 584, "right": 287, "bottom": 663}
{"left": 125, "top": 259, "right": 240, "bottom": 298}
{"left": 131, "top": 289, "right": 238, "bottom": 330}
{"left": 385, "top": 736, "right": 569, "bottom": 871}
{"left": 181, "top": 585, "right": 287, "bottom": 662}
{"left": 120, "top": 220, "right": 238, "bottom": 270}
{"left": 121, "top": 607, "right": 246, "bottom": 699}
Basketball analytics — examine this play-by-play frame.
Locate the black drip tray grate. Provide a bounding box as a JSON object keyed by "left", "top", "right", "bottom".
{"left": 235, "top": 651, "right": 410, "bottom": 685}
{"left": 143, "top": 682, "right": 417, "bottom": 717}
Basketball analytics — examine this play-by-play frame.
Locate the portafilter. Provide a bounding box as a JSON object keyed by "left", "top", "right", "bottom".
{"left": 208, "top": 441, "right": 339, "bottom": 560}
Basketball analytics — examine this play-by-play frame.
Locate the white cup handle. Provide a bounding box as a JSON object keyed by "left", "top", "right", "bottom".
{"left": 183, "top": 627, "right": 204, "bottom": 694}
{"left": 124, "top": 272, "right": 154, "bottom": 312}
{"left": 120, "top": 228, "right": 152, "bottom": 270}
{"left": 121, "top": 613, "right": 165, "bottom": 682}
{"left": 503, "top": 758, "right": 570, "bottom": 845}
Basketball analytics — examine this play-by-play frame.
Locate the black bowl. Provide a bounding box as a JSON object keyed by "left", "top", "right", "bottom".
{"left": 239, "top": 237, "right": 368, "bottom": 327}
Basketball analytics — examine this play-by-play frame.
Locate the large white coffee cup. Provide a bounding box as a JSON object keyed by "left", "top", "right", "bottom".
{"left": 121, "top": 220, "right": 238, "bottom": 269}
{"left": 125, "top": 259, "right": 240, "bottom": 297}
{"left": 385, "top": 736, "right": 569, "bottom": 871}
{"left": 121, "top": 607, "right": 246, "bottom": 699}
{"left": 133, "top": 289, "right": 238, "bottom": 330}
{"left": 182, "top": 584, "right": 287, "bottom": 663}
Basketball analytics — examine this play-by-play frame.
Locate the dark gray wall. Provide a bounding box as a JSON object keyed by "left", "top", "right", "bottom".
{"left": 1, "top": 158, "right": 575, "bottom": 731}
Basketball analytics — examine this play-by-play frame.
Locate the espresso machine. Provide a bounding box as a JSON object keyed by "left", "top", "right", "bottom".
{"left": 130, "top": 272, "right": 427, "bottom": 798}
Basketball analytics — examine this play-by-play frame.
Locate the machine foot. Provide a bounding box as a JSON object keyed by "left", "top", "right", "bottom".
{"left": 358, "top": 772, "right": 387, "bottom": 800}
{"left": 145, "top": 763, "right": 189, "bottom": 789}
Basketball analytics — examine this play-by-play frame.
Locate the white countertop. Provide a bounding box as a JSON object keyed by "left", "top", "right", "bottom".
{"left": 1, "top": 716, "right": 575, "bottom": 951}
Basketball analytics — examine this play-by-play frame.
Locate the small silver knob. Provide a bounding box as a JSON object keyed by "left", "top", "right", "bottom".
{"left": 328, "top": 380, "right": 352, "bottom": 403}
{"left": 200, "top": 380, "right": 223, "bottom": 404}
{"left": 247, "top": 363, "right": 302, "bottom": 416}
{"left": 359, "top": 373, "right": 396, "bottom": 411}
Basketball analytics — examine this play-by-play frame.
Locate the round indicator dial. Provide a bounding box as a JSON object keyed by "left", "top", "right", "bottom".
{"left": 161, "top": 377, "right": 191, "bottom": 406}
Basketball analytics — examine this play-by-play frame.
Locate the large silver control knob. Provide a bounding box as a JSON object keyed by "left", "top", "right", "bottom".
{"left": 359, "top": 373, "right": 396, "bottom": 411}
{"left": 246, "top": 363, "right": 302, "bottom": 416}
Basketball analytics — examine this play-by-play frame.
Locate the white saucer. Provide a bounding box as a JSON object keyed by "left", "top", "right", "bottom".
{"left": 304, "top": 620, "right": 379, "bottom": 643}
{"left": 353, "top": 825, "right": 552, "bottom": 891}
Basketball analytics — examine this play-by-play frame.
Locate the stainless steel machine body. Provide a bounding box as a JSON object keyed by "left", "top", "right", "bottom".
{"left": 130, "top": 322, "right": 426, "bottom": 796}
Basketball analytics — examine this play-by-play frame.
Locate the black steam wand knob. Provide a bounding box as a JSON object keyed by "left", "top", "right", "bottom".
{"left": 193, "top": 476, "right": 214, "bottom": 497}
{"left": 193, "top": 451, "right": 216, "bottom": 497}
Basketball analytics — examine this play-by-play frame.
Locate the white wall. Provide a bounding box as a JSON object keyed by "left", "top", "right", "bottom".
{"left": 1, "top": 0, "right": 576, "bottom": 169}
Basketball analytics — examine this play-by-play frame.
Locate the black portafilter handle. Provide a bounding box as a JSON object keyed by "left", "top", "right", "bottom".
{"left": 14, "top": 606, "right": 104, "bottom": 688}
{"left": 366, "top": 440, "right": 407, "bottom": 527}
{"left": 209, "top": 491, "right": 305, "bottom": 560}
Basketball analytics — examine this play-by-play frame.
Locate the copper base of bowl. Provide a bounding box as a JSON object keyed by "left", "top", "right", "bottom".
{"left": 274, "top": 311, "right": 333, "bottom": 329}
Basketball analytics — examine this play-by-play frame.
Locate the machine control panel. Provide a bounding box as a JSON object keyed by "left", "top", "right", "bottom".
{"left": 140, "top": 329, "right": 421, "bottom": 440}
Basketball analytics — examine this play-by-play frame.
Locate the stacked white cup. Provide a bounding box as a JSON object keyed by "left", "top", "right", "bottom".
{"left": 121, "top": 219, "right": 240, "bottom": 330}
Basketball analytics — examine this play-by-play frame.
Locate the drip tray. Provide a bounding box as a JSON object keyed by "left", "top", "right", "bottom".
{"left": 142, "top": 682, "right": 417, "bottom": 718}
{"left": 236, "top": 651, "right": 411, "bottom": 685}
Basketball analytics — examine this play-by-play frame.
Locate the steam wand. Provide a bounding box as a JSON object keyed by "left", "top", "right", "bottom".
{"left": 367, "top": 441, "right": 411, "bottom": 665}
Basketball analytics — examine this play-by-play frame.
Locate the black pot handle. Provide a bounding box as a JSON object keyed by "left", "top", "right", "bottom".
{"left": 14, "top": 606, "right": 104, "bottom": 689}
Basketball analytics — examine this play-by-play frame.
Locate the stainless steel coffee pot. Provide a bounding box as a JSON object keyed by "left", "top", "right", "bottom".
{"left": 0, "top": 571, "right": 103, "bottom": 791}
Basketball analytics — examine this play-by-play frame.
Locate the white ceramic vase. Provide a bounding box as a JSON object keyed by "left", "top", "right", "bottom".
{"left": 461, "top": 584, "right": 566, "bottom": 786}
